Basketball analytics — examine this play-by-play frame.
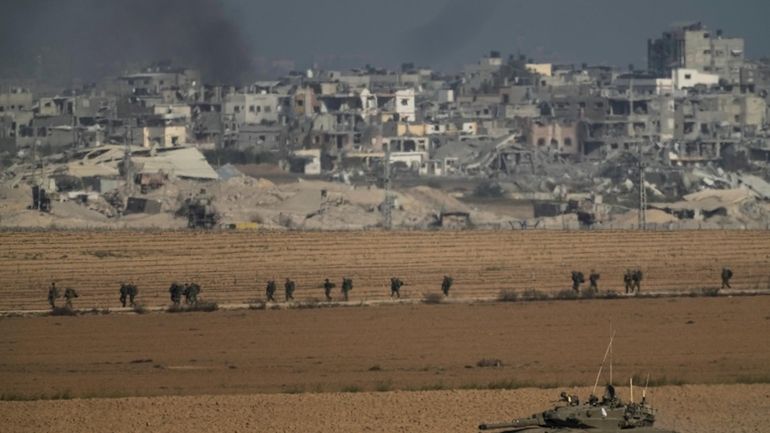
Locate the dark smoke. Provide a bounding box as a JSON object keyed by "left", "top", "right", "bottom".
{"left": 401, "top": 0, "right": 501, "bottom": 65}
{"left": 0, "top": 0, "right": 254, "bottom": 85}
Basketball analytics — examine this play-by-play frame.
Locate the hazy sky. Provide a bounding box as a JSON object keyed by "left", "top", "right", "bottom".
{"left": 225, "top": 0, "right": 770, "bottom": 70}
{"left": 1, "top": 0, "right": 768, "bottom": 82}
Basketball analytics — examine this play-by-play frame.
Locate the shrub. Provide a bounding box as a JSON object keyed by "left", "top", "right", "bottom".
{"left": 554, "top": 290, "right": 579, "bottom": 300}
{"left": 520, "top": 289, "right": 549, "bottom": 301}
{"left": 498, "top": 290, "right": 518, "bottom": 302}
{"left": 422, "top": 293, "right": 444, "bottom": 304}
{"left": 474, "top": 180, "right": 504, "bottom": 198}
{"left": 132, "top": 304, "right": 149, "bottom": 314}
{"left": 167, "top": 301, "right": 219, "bottom": 313}
{"left": 50, "top": 307, "right": 76, "bottom": 316}
{"left": 341, "top": 385, "right": 362, "bottom": 393}
{"left": 476, "top": 358, "right": 504, "bottom": 368}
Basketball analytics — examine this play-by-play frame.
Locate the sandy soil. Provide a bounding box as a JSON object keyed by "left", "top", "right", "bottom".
{"left": 1, "top": 298, "right": 769, "bottom": 399}
{"left": 1, "top": 230, "right": 769, "bottom": 311}
{"left": 1, "top": 385, "right": 769, "bottom": 433}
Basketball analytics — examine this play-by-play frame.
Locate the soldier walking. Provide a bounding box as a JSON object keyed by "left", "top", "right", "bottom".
{"left": 185, "top": 283, "right": 201, "bottom": 305}
{"left": 119, "top": 283, "right": 129, "bottom": 307}
{"left": 341, "top": 277, "right": 353, "bottom": 301}
{"left": 589, "top": 270, "right": 600, "bottom": 292}
{"left": 390, "top": 277, "right": 404, "bottom": 298}
{"left": 285, "top": 278, "right": 296, "bottom": 301}
{"left": 266, "top": 279, "right": 277, "bottom": 302}
{"left": 631, "top": 269, "right": 643, "bottom": 293}
{"left": 63, "top": 287, "right": 78, "bottom": 309}
{"left": 169, "top": 282, "right": 183, "bottom": 306}
{"left": 721, "top": 267, "right": 733, "bottom": 289}
{"left": 623, "top": 270, "right": 633, "bottom": 294}
{"left": 323, "top": 278, "right": 335, "bottom": 301}
{"left": 571, "top": 271, "right": 585, "bottom": 292}
{"left": 47, "top": 282, "right": 60, "bottom": 309}
{"left": 441, "top": 275, "right": 453, "bottom": 297}
{"left": 127, "top": 283, "right": 138, "bottom": 306}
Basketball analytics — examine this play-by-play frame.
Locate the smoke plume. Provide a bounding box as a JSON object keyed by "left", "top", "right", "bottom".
{"left": 0, "top": 0, "right": 254, "bottom": 84}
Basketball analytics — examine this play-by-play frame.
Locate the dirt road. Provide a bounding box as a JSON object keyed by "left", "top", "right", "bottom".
{"left": 2, "top": 230, "right": 769, "bottom": 310}
{"left": 2, "top": 297, "right": 769, "bottom": 399}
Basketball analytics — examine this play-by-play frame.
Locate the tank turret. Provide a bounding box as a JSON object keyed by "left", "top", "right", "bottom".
{"left": 478, "top": 385, "right": 677, "bottom": 433}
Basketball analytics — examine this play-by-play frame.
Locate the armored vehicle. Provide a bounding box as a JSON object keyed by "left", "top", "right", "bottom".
{"left": 479, "top": 332, "right": 676, "bottom": 433}
{"left": 479, "top": 384, "right": 676, "bottom": 432}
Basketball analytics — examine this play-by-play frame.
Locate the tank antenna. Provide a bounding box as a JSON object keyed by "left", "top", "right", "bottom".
{"left": 630, "top": 376, "right": 634, "bottom": 403}
{"left": 643, "top": 373, "right": 650, "bottom": 404}
{"left": 592, "top": 331, "right": 616, "bottom": 396}
{"left": 609, "top": 322, "right": 613, "bottom": 386}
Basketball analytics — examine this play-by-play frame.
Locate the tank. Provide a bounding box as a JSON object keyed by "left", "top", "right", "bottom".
{"left": 478, "top": 385, "right": 677, "bottom": 433}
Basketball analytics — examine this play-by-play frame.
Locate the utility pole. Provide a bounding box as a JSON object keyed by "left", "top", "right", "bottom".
{"left": 638, "top": 141, "right": 647, "bottom": 230}
{"left": 125, "top": 119, "right": 133, "bottom": 196}
{"left": 383, "top": 130, "right": 393, "bottom": 230}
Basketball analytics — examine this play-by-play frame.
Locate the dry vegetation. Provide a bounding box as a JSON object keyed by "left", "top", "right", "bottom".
{"left": 1, "top": 230, "right": 769, "bottom": 311}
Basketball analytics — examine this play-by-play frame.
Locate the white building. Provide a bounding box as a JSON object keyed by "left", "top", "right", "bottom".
{"left": 224, "top": 93, "right": 280, "bottom": 125}
{"left": 394, "top": 88, "right": 416, "bottom": 122}
{"left": 672, "top": 68, "right": 720, "bottom": 90}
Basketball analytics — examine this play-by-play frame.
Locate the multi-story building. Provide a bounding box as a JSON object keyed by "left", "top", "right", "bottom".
{"left": 648, "top": 22, "right": 745, "bottom": 84}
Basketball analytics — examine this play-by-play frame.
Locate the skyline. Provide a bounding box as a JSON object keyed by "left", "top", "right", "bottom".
{"left": 1, "top": 0, "right": 769, "bottom": 82}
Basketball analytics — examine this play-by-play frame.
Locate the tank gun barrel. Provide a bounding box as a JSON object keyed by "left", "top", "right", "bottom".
{"left": 478, "top": 417, "right": 541, "bottom": 430}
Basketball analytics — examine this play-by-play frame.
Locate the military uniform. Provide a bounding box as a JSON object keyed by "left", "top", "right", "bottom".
{"left": 127, "top": 284, "right": 138, "bottom": 306}
{"left": 119, "top": 284, "right": 128, "bottom": 307}
{"left": 285, "top": 279, "right": 296, "bottom": 301}
{"left": 341, "top": 278, "right": 353, "bottom": 301}
{"left": 63, "top": 288, "right": 78, "bottom": 309}
{"left": 47, "top": 282, "right": 60, "bottom": 309}
{"left": 589, "top": 271, "right": 600, "bottom": 292}
{"left": 390, "top": 278, "right": 404, "bottom": 298}
{"left": 721, "top": 267, "right": 733, "bottom": 289}
{"left": 169, "top": 283, "right": 183, "bottom": 306}
{"left": 571, "top": 271, "right": 585, "bottom": 292}
{"left": 441, "top": 276, "right": 453, "bottom": 297}
{"left": 323, "top": 279, "right": 335, "bottom": 301}
{"left": 266, "top": 280, "right": 277, "bottom": 302}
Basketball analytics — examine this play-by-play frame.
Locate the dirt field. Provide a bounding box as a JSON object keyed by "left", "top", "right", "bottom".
{"left": 2, "top": 230, "right": 770, "bottom": 311}
{"left": 2, "top": 297, "right": 769, "bottom": 399}
{"left": 2, "top": 384, "right": 769, "bottom": 433}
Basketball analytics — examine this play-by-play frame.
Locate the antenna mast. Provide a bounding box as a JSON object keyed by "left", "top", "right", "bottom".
{"left": 592, "top": 331, "right": 616, "bottom": 396}
{"left": 638, "top": 141, "right": 647, "bottom": 230}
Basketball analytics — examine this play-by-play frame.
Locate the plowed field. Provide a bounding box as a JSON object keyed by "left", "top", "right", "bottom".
{"left": 1, "top": 230, "right": 769, "bottom": 311}
{"left": 2, "top": 385, "right": 769, "bottom": 433}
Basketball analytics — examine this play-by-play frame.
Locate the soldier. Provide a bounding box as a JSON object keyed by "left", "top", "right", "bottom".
{"left": 441, "top": 275, "right": 453, "bottom": 297}
{"left": 47, "top": 282, "right": 60, "bottom": 309}
{"left": 341, "top": 277, "right": 353, "bottom": 301}
{"left": 186, "top": 283, "right": 201, "bottom": 305}
{"left": 631, "top": 269, "right": 643, "bottom": 293}
{"left": 127, "top": 283, "right": 139, "bottom": 306}
{"left": 323, "top": 278, "right": 335, "bottom": 301}
{"left": 119, "top": 283, "right": 129, "bottom": 307}
{"left": 285, "top": 278, "right": 296, "bottom": 301}
{"left": 571, "top": 271, "right": 585, "bottom": 292}
{"left": 265, "top": 279, "right": 277, "bottom": 302}
{"left": 721, "top": 267, "right": 733, "bottom": 289}
{"left": 169, "top": 282, "right": 183, "bottom": 306}
{"left": 63, "top": 287, "right": 78, "bottom": 309}
{"left": 623, "top": 269, "right": 633, "bottom": 294}
{"left": 390, "top": 277, "right": 404, "bottom": 298}
{"left": 589, "top": 270, "right": 600, "bottom": 292}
